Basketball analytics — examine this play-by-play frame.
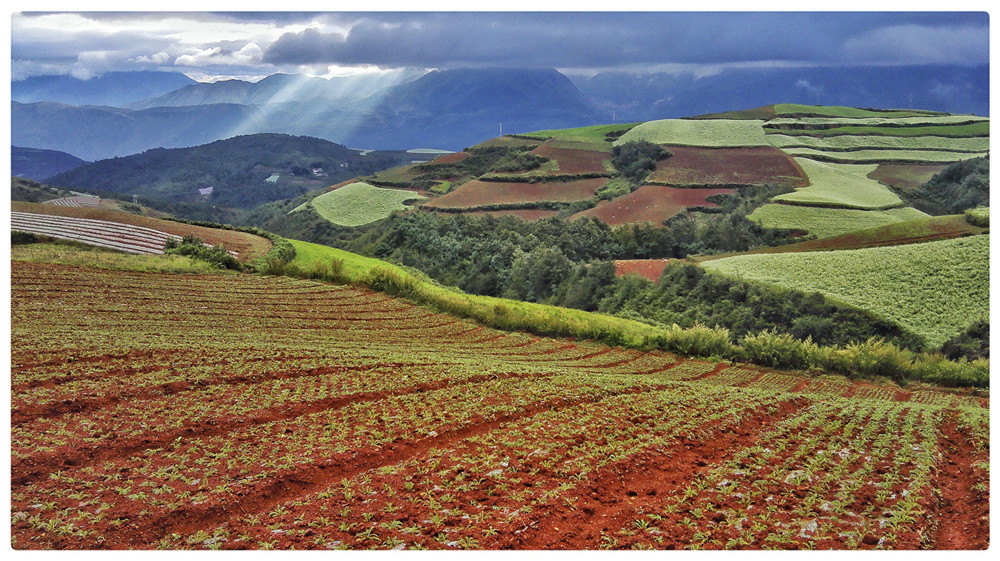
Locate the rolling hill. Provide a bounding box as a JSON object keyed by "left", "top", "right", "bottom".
{"left": 11, "top": 146, "right": 89, "bottom": 180}
{"left": 44, "top": 133, "right": 415, "bottom": 211}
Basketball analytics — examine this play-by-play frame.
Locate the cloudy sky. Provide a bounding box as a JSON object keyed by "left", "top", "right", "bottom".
{"left": 10, "top": 8, "right": 990, "bottom": 82}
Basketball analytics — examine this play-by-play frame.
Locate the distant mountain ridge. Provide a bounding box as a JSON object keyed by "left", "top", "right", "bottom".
{"left": 11, "top": 146, "right": 89, "bottom": 181}
{"left": 12, "top": 71, "right": 196, "bottom": 107}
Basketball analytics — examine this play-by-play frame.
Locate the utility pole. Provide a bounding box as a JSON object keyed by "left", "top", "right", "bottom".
{"left": 499, "top": 122, "right": 503, "bottom": 136}
{"left": 612, "top": 110, "right": 616, "bottom": 125}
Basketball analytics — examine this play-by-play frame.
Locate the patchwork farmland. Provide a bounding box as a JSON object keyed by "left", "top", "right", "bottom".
{"left": 10, "top": 257, "right": 988, "bottom": 550}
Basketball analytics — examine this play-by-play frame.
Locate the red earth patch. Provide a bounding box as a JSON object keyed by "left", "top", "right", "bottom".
{"left": 649, "top": 145, "right": 807, "bottom": 187}
{"left": 571, "top": 185, "right": 735, "bottom": 225}
{"left": 423, "top": 178, "right": 608, "bottom": 209}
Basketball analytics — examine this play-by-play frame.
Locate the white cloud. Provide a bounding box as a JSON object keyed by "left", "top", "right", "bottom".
{"left": 130, "top": 52, "right": 171, "bottom": 65}
{"left": 175, "top": 43, "right": 262, "bottom": 67}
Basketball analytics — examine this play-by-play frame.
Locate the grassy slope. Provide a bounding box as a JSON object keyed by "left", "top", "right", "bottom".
{"left": 518, "top": 123, "right": 641, "bottom": 144}
{"left": 294, "top": 182, "right": 426, "bottom": 227}
{"left": 11, "top": 243, "right": 230, "bottom": 274}
{"left": 615, "top": 119, "right": 768, "bottom": 147}
{"left": 748, "top": 204, "right": 929, "bottom": 238}
{"left": 773, "top": 159, "right": 902, "bottom": 209}
{"left": 765, "top": 134, "right": 990, "bottom": 152}
{"left": 702, "top": 235, "right": 989, "bottom": 349}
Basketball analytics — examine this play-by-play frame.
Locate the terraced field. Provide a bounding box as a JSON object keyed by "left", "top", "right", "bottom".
{"left": 772, "top": 160, "right": 902, "bottom": 210}
{"left": 421, "top": 178, "right": 608, "bottom": 209}
{"left": 702, "top": 235, "right": 990, "bottom": 349}
{"left": 647, "top": 145, "right": 806, "bottom": 187}
{"left": 748, "top": 205, "right": 930, "bottom": 240}
{"left": 571, "top": 185, "right": 735, "bottom": 225}
{"left": 11, "top": 202, "right": 271, "bottom": 261}
{"left": 10, "top": 258, "right": 988, "bottom": 550}
{"left": 295, "top": 182, "right": 426, "bottom": 227}
{"left": 615, "top": 119, "right": 769, "bottom": 147}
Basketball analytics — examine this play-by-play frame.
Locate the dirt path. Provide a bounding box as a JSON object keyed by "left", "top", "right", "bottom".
{"left": 930, "top": 413, "right": 989, "bottom": 549}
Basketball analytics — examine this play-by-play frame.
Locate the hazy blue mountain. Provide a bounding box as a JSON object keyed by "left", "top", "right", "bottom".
{"left": 11, "top": 146, "right": 89, "bottom": 181}
{"left": 572, "top": 64, "right": 990, "bottom": 122}
{"left": 12, "top": 71, "right": 196, "bottom": 107}
{"left": 342, "top": 68, "right": 604, "bottom": 148}
{"left": 127, "top": 70, "right": 424, "bottom": 110}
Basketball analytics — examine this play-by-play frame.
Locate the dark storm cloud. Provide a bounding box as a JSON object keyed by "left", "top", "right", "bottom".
{"left": 263, "top": 12, "right": 989, "bottom": 69}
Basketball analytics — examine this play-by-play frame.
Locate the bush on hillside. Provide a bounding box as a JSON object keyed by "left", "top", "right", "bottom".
{"left": 164, "top": 235, "right": 241, "bottom": 270}
{"left": 611, "top": 141, "right": 671, "bottom": 183}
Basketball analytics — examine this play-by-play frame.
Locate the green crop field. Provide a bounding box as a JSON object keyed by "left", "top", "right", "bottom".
{"left": 615, "top": 119, "right": 769, "bottom": 147}
{"left": 702, "top": 235, "right": 989, "bottom": 349}
{"left": 781, "top": 148, "right": 988, "bottom": 164}
{"left": 518, "top": 123, "right": 641, "bottom": 145}
{"left": 772, "top": 104, "right": 944, "bottom": 118}
{"left": 766, "top": 115, "right": 988, "bottom": 126}
{"left": 749, "top": 204, "right": 929, "bottom": 238}
{"left": 294, "top": 182, "right": 426, "bottom": 227}
{"left": 773, "top": 159, "right": 902, "bottom": 209}
{"left": 764, "top": 122, "right": 989, "bottom": 138}
{"left": 765, "top": 134, "right": 990, "bottom": 152}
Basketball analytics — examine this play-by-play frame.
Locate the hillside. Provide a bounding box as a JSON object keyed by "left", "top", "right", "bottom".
{"left": 11, "top": 146, "right": 89, "bottom": 181}
{"left": 45, "top": 133, "right": 414, "bottom": 211}
{"left": 10, "top": 236, "right": 989, "bottom": 549}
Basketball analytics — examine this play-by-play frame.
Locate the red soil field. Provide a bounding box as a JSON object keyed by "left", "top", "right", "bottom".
{"left": 422, "top": 178, "right": 608, "bottom": 209}
{"left": 428, "top": 151, "right": 471, "bottom": 165}
{"left": 11, "top": 201, "right": 272, "bottom": 261}
{"left": 10, "top": 260, "right": 988, "bottom": 550}
{"left": 326, "top": 177, "right": 362, "bottom": 191}
{"left": 649, "top": 145, "right": 808, "bottom": 187}
{"left": 572, "top": 185, "right": 736, "bottom": 225}
{"left": 614, "top": 259, "right": 678, "bottom": 282}
{"left": 868, "top": 163, "right": 948, "bottom": 191}
{"left": 530, "top": 142, "right": 611, "bottom": 174}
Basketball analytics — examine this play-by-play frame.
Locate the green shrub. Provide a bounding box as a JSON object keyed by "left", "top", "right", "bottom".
{"left": 365, "top": 267, "right": 418, "bottom": 297}
{"left": 653, "top": 323, "right": 736, "bottom": 358}
{"left": 833, "top": 338, "right": 915, "bottom": 381}
{"left": 740, "top": 330, "right": 821, "bottom": 370}
{"left": 12, "top": 231, "right": 41, "bottom": 245}
{"left": 164, "top": 235, "right": 241, "bottom": 270}
{"left": 910, "top": 354, "right": 990, "bottom": 387}
{"left": 965, "top": 207, "right": 989, "bottom": 227}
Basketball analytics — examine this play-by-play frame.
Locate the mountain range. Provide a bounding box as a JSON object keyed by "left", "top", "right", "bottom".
{"left": 11, "top": 64, "right": 990, "bottom": 161}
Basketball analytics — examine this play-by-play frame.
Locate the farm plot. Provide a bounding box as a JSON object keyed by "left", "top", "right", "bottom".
{"left": 766, "top": 115, "right": 988, "bottom": 127}
{"left": 702, "top": 235, "right": 989, "bottom": 348}
{"left": 43, "top": 195, "right": 101, "bottom": 208}
{"left": 421, "top": 178, "right": 607, "bottom": 209}
{"left": 772, "top": 159, "right": 903, "bottom": 210}
{"left": 779, "top": 147, "right": 987, "bottom": 164}
{"left": 614, "top": 259, "right": 676, "bottom": 282}
{"left": 772, "top": 104, "right": 943, "bottom": 118}
{"left": 295, "top": 182, "right": 426, "bottom": 227}
{"left": 570, "top": 185, "right": 735, "bottom": 226}
{"left": 9, "top": 257, "right": 988, "bottom": 550}
{"left": 765, "top": 134, "right": 989, "bottom": 153}
{"left": 763, "top": 122, "right": 989, "bottom": 138}
{"left": 748, "top": 204, "right": 929, "bottom": 239}
{"left": 11, "top": 201, "right": 271, "bottom": 260}
{"left": 697, "top": 214, "right": 988, "bottom": 260}
{"left": 868, "top": 164, "right": 949, "bottom": 191}
{"left": 647, "top": 145, "right": 807, "bottom": 187}
{"left": 529, "top": 141, "right": 612, "bottom": 174}
{"left": 460, "top": 209, "right": 561, "bottom": 221}
{"left": 11, "top": 211, "right": 182, "bottom": 255}
{"left": 615, "top": 119, "right": 769, "bottom": 147}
